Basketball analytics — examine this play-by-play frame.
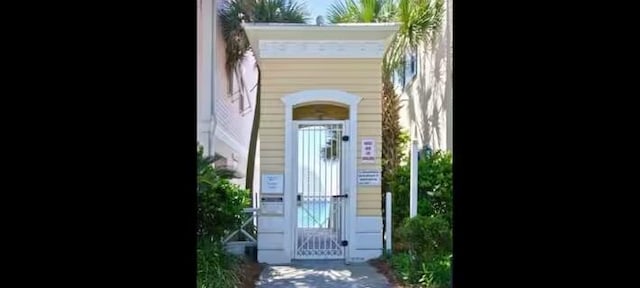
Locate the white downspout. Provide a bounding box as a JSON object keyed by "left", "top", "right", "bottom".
{"left": 209, "top": 0, "right": 218, "bottom": 157}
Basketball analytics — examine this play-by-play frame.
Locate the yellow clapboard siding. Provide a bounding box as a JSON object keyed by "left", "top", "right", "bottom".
{"left": 261, "top": 92, "right": 381, "bottom": 100}
{"left": 358, "top": 193, "right": 382, "bottom": 202}
{"left": 261, "top": 140, "right": 285, "bottom": 151}
{"left": 358, "top": 122, "right": 383, "bottom": 128}
{"left": 263, "top": 85, "right": 379, "bottom": 94}
{"left": 262, "top": 105, "right": 284, "bottom": 114}
{"left": 260, "top": 165, "right": 284, "bottom": 173}
{"left": 260, "top": 121, "right": 285, "bottom": 129}
{"left": 358, "top": 128, "right": 382, "bottom": 137}
{"left": 260, "top": 112, "right": 284, "bottom": 120}
{"left": 259, "top": 128, "right": 285, "bottom": 136}
{"left": 263, "top": 70, "right": 381, "bottom": 80}
{"left": 261, "top": 149, "right": 285, "bottom": 158}
{"left": 261, "top": 103, "right": 284, "bottom": 110}
{"left": 260, "top": 135, "right": 288, "bottom": 143}
{"left": 359, "top": 97, "right": 382, "bottom": 105}
{"left": 262, "top": 59, "right": 381, "bottom": 71}
{"left": 357, "top": 208, "right": 381, "bottom": 216}
{"left": 260, "top": 157, "right": 284, "bottom": 165}
{"left": 358, "top": 114, "right": 382, "bottom": 122}
{"left": 359, "top": 187, "right": 381, "bottom": 193}
{"left": 263, "top": 77, "right": 379, "bottom": 86}
{"left": 359, "top": 105, "right": 381, "bottom": 114}
{"left": 258, "top": 57, "right": 383, "bottom": 217}
{"left": 358, "top": 200, "right": 381, "bottom": 209}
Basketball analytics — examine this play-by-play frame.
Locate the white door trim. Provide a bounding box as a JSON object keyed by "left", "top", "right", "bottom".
{"left": 282, "top": 89, "right": 361, "bottom": 263}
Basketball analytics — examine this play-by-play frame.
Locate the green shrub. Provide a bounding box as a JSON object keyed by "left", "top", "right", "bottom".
{"left": 391, "top": 252, "right": 421, "bottom": 284}
{"left": 391, "top": 150, "right": 452, "bottom": 237}
{"left": 391, "top": 215, "right": 452, "bottom": 287}
{"left": 418, "top": 254, "right": 452, "bottom": 288}
{"left": 399, "top": 215, "right": 452, "bottom": 260}
{"left": 389, "top": 150, "right": 452, "bottom": 288}
{"left": 197, "top": 237, "right": 240, "bottom": 288}
{"left": 197, "top": 145, "right": 250, "bottom": 240}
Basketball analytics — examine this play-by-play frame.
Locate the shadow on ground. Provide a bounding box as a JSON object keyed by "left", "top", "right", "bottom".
{"left": 256, "top": 260, "right": 391, "bottom": 288}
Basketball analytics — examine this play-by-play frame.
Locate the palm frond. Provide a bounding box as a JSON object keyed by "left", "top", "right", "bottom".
{"left": 328, "top": 0, "right": 392, "bottom": 23}
{"left": 383, "top": 0, "right": 444, "bottom": 71}
{"left": 328, "top": 0, "right": 356, "bottom": 23}
{"left": 219, "top": 0, "right": 308, "bottom": 72}
{"left": 219, "top": 0, "right": 253, "bottom": 72}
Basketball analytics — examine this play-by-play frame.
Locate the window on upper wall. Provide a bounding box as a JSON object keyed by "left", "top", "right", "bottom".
{"left": 405, "top": 52, "right": 418, "bottom": 85}
{"left": 392, "top": 61, "right": 406, "bottom": 91}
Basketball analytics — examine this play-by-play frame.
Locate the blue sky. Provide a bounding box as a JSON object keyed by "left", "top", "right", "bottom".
{"left": 304, "top": 0, "right": 331, "bottom": 23}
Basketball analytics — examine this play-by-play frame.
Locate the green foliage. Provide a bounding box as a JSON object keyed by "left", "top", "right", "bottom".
{"left": 392, "top": 150, "right": 452, "bottom": 231}
{"left": 418, "top": 253, "right": 452, "bottom": 288}
{"left": 197, "top": 144, "right": 250, "bottom": 288}
{"left": 197, "top": 145, "right": 250, "bottom": 240}
{"left": 197, "top": 237, "right": 241, "bottom": 288}
{"left": 399, "top": 215, "right": 451, "bottom": 260}
{"left": 389, "top": 150, "right": 452, "bottom": 287}
{"left": 384, "top": 0, "right": 444, "bottom": 72}
{"left": 391, "top": 217, "right": 452, "bottom": 287}
{"left": 219, "top": 0, "right": 308, "bottom": 72}
{"left": 327, "top": 0, "right": 445, "bottom": 73}
{"left": 328, "top": 0, "right": 396, "bottom": 23}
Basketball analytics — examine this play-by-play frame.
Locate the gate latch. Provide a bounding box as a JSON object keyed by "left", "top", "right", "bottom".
{"left": 342, "top": 135, "right": 349, "bottom": 141}
{"left": 332, "top": 194, "right": 348, "bottom": 198}
{"left": 341, "top": 240, "right": 348, "bottom": 246}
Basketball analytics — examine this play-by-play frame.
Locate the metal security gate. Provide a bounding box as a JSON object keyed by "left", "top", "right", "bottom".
{"left": 293, "top": 121, "right": 347, "bottom": 259}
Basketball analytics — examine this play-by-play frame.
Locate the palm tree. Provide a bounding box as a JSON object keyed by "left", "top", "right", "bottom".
{"left": 328, "top": 0, "right": 444, "bottom": 72}
{"left": 327, "top": 0, "right": 396, "bottom": 23}
{"left": 327, "top": 0, "right": 444, "bottom": 188}
{"left": 219, "top": 0, "right": 308, "bottom": 194}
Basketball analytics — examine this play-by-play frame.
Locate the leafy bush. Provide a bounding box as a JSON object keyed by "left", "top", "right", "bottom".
{"left": 418, "top": 254, "right": 452, "bottom": 288}
{"left": 197, "top": 237, "right": 240, "bottom": 288}
{"left": 197, "top": 144, "right": 250, "bottom": 288}
{"left": 197, "top": 145, "right": 250, "bottom": 240}
{"left": 390, "top": 252, "right": 419, "bottom": 283}
{"left": 391, "top": 150, "right": 452, "bottom": 234}
{"left": 392, "top": 215, "right": 452, "bottom": 287}
{"left": 388, "top": 149, "right": 452, "bottom": 287}
{"left": 399, "top": 215, "right": 452, "bottom": 260}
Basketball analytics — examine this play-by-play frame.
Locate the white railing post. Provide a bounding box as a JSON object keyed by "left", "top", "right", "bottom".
{"left": 385, "top": 192, "right": 392, "bottom": 254}
{"left": 410, "top": 140, "right": 418, "bottom": 218}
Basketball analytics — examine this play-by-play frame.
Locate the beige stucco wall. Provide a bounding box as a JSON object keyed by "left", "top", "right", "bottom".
{"left": 399, "top": 0, "right": 453, "bottom": 153}
{"left": 259, "top": 58, "right": 382, "bottom": 217}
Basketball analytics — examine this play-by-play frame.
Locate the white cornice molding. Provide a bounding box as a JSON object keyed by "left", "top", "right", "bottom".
{"left": 259, "top": 40, "right": 385, "bottom": 59}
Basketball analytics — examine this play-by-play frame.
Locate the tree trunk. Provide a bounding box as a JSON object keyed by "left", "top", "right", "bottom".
{"left": 381, "top": 72, "right": 402, "bottom": 186}
{"left": 244, "top": 65, "right": 261, "bottom": 197}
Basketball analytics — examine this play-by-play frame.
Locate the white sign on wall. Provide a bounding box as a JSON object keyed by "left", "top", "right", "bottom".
{"left": 261, "top": 196, "right": 284, "bottom": 215}
{"left": 261, "top": 174, "right": 284, "bottom": 194}
{"left": 361, "top": 139, "right": 376, "bottom": 163}
{"left": 358, "top": 170, "right": 381, "bottom": 186}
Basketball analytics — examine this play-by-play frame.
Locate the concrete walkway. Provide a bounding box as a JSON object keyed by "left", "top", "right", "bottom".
{"left": 256, "top": 260, "right": 391, "bottom": 288}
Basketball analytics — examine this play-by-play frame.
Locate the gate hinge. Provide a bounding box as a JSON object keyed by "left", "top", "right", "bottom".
{"left": 341, "top": 240, "right": 348, "bottom": 246}
{"left": 342, "top": 135, "right": 349, "bottom": 141}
